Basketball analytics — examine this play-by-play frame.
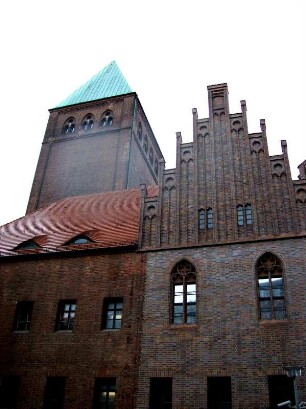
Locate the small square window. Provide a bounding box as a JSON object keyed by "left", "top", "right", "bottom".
{"left": 13, "top": 301, "right": 33, "bottom": 332}
{"left": 102, "top": 298, "right": 123, "bottom": 330}
{"left": 55, "top": 300, "right": 76, "bottom": 331}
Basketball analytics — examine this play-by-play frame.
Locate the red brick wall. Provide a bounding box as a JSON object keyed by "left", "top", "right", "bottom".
{"left": 0, "top": 250, "right": 146, "bottom": 409}
{"left": 136, "top": 238, "right": 306, "bottom": 409}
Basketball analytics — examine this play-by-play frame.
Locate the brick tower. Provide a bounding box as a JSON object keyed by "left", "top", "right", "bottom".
{"left": 26, "top": 61, "right": 163, "bottom": 213}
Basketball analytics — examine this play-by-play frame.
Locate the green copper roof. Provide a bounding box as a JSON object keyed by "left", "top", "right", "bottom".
{"left": 55, "top": 61, "right": 132, "bottom": 108}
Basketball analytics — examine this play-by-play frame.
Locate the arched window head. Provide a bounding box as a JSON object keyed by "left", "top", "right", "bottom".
{"left": 138, "top": 122, "right": 142, "bottom": 140}
{"left": 65, "top": 235, "right": 93, "bottom": 245}
{"left": 256, "top": 253, "right": 286, "bottom": 320}
{"left": 81, "top": 114, "right": 94, "bottom": 131}
{"left": 149, "top": 147, "right": 154, "bottom": 164}
{"left": 199, "top": 209, "right": 205, "bottom": 230}
{"left": 171, "top": 260, "right": 196, "bottom": 324}
{"left": 15, "top": 240, "right": 40, "bottom": 250}
{"left": 237, "top": 205, "right": 244, "bottom": 226}
{"left": 199, "top": 208, "right": 213, "bottom": 230}
{"left": 207, "top": 208, "right": 213, "bottom": 229}
{"left": 101, "top": 110, "right": 113, "bottom": 127}
{"left": 63, "top": 117, "right": 75, "bottom": 134}
{"left": 143, "top": 135, "right": 148, "bottom": 153}
{"left": 245, "top": 204, "right": 252, "bottom": 225}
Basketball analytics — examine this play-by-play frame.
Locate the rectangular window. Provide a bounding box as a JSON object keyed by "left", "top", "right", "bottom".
{"left": 149, "top": 378, "right": 172, "bottom": 409}
{"left": 13, "top": 301, "right": 33, "bottom": 332}
{"left": 93, "top": 378, "right": 116, "bottom": 409}
{"left": 102, "top": 298, "right": 123, "bottom": 329}
{"left": 43, "top": 377, "right": 66, "bottom": 409}
{"left": 207, "top": 376, "right": 232, "bottom": 409}
{"left": 0, "top": 376, "right": 21, "bottom": 408}
{"left": 55, "top": 300, "right": 76, "bottom": 331}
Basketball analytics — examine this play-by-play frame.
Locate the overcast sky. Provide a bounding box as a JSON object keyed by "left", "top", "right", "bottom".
{"left": 0, "top": 0, "right": 305, "bottom": 226}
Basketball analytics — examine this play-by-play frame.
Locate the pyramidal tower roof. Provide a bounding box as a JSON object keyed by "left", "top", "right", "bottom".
{"left": 55, "top": 61, "right": 133, "bottom": 108}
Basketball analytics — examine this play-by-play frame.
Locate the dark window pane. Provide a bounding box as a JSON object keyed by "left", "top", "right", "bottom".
{"left": 102, "top": 298, "right": 123, "bottom": 330}
{"left": 93, "top": 378, "right": 116, "bottom": 409}
{"left": 13, "top": 301, "right": 33, "bottom": 332}
{"left": 43, "top": 377, "right": 66, "bottom": 409}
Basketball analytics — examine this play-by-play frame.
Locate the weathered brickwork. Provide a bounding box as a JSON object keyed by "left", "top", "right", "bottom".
{"left": 27, "top": 94, "right": 162, "bottom": 213}
{"left": 137, "top": 238, "right": 306, "bottom": 409}
{"left": 0, "top": 250, "right": 146, "bottom": 408}
{"left": 1, "top": 78, "right": 306, "bottom": 408}
{"left": 141, "top": 84, "right": 306, "bottom": 248}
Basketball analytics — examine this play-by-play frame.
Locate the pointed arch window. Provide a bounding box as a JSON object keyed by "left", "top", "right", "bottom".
{"left": 101, "top": 111, "right": 113, "bottom": 127}
{"left": 63, "top": 117, "right": 75, "bottom": 134}
{"left": 256, "top": 253, "right": 286, "bottom": 320}
{"left": 171, "top": 260, "right": 196, "bottom": 324}
{"left": 199, "top": 208, "right": 213, "bottom": 230}
{"left": 81, "top": 114, "right": 94, "bottom": 130}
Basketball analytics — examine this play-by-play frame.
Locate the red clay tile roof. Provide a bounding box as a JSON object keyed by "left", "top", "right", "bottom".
{"left": 0, "top": 186, "right": 158, "bottom": 257}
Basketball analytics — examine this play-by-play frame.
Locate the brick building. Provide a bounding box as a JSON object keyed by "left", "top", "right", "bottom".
{"left": 0, "top": 61, "right": 306, "bottom": 409}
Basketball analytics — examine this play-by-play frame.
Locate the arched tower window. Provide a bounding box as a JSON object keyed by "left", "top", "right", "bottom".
{"left": 63, "top": 117, "right": 75, "bottom": 134}
{"left": 171, "top": 260, "right": 196, "bottom": 324}
{"left": 256, "top": 253, "right": 286, "bottom": 320}
{"left": 81, "top": 114, "right": 94, "bottom": 131}
{"left": 101, "top": 110, "right": 113, "bottom": 127}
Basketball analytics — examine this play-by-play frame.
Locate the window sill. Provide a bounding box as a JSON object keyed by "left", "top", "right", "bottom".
{"left": 259, "top": 319, "right": 289, "bottom": 325}
{"left": 54, "top": 330, "right": 74, "bottom": 333}
{"left": 169, "top": 323, "right": 197, "bottom": 329}
{"left": 102, "top": 328, "right": 121, "bottom": 332}
{"left": 13, "top": 330, "right": 30, "bottom": 334}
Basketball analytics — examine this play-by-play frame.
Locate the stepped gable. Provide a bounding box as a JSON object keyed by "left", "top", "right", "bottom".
{"left": 0, "top": 186, "right": 158, "bottom": 256}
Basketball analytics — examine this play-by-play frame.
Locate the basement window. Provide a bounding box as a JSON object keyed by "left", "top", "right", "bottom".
{"left": 93, "top": 378, "right": 116, "bottom": 409}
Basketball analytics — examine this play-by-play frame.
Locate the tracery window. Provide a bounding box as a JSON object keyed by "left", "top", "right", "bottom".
{"left": 256, "top": 253, "right": 286, "bottom": 320}
{"left": 237, "top": 204, "right": 252, "bottom": 226}
{"left": 101, "top": 111, "right": 113, "bottom": 127}
{"left": 63, "top": 117, "right": 75, "bottom": 134}
{"left": 171, "top": 260, "right": 196, "bottom": 324}
{"left": 81, "top": 114, "right": 94, "bottom": 130}
{"left": 199, "top": 208, "right": 213, "bottom": 230}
